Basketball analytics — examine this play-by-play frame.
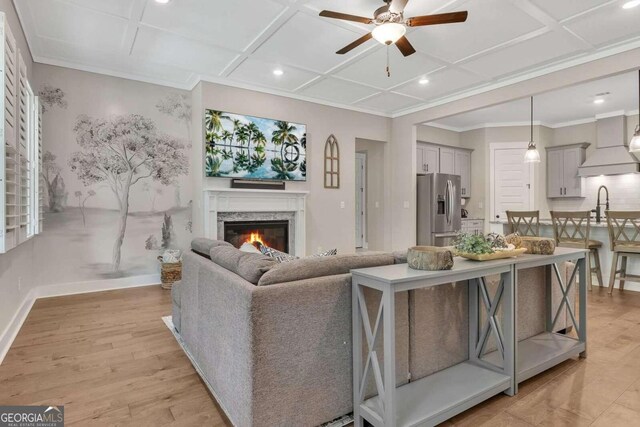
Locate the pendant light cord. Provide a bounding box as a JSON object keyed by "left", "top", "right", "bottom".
{"left": 637, "top": 70, "right": 640, "bottom": 132}
{"left": 386, "top": 45, "right": 390, "bottom": 78}
{"left": 530, "top": 96, "right": 534, "bottom": 143}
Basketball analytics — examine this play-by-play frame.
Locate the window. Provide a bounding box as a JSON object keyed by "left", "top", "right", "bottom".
{"left": 0, "top": 13, "right": 41, "bottom": 253}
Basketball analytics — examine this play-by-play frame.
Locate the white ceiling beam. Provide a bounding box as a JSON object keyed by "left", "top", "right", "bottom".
{"left": 510, "top": 0, "right": 593, "bottom": 51}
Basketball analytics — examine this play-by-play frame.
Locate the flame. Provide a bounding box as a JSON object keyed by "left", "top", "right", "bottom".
{"left": 246, "top": 232, "right": 266, "bottom": 247}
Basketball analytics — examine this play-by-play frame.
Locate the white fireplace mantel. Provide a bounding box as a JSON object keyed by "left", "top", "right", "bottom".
{"left": 203, "top": 188, "right": 309, "bottom": 257}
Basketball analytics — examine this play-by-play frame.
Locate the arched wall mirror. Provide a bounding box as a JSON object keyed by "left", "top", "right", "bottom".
{"left": 324, "top": 134, "right": 340, "bottom": 188}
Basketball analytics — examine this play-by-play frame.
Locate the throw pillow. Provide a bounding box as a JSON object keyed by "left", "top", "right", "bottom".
{"left": 312, "top": 248, "right": 337, "bottom": 257}
{"left": 259, "top": 244, "right": 298, "bottom": 263}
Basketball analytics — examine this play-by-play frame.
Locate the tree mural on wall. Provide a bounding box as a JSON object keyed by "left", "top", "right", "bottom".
{"left": 74, "top": 190, "right": 96, "bottom": 227}
{"left": 157, "top": 93, "right": 192, "bottom": 210}
{"left": 42, "top": 151, "right": 67, "bottom": 212}
{"left": 39, "top": 85, "right": 69, "bottom": 211}
{"left": 69, "top": 114, "right": 189, "bottom": 271}
{"left": 157, "top": 93, "right": 192, "bottom": 141}
{"left": 39, "top": 84, "right": 68, "bottom": 113}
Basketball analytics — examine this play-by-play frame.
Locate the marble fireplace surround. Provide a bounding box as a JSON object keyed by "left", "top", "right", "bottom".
{"left": 203, "top": 189, "right": 308, "bottom": 257}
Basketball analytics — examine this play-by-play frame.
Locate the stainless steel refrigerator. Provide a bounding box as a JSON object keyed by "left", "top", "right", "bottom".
{"left": 417, "top": 173, "right": 462, "bottom": 247}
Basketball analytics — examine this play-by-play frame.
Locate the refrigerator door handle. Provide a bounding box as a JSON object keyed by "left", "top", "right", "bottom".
{"left": 445, "top": 180, "right": 453, "bottom": 225}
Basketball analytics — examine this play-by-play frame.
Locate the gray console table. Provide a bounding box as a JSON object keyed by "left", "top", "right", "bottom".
{"left": 351, "top": 247, "right": 587, "bottom": 427}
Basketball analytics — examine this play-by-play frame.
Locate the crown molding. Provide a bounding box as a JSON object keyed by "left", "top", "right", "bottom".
{"left": 424, "top": 120, "right": 551, "bottom": 133}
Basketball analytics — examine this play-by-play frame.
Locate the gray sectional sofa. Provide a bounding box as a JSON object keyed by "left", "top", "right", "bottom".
{"left": 172, "top": 238, "right": 571, "bottom": 427}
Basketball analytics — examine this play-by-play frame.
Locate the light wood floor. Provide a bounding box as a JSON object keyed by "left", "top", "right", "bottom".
{"left": 0, "top": 286, "right": 231, "bottom": 426}
{"left": 1, "top": 285, "right": 640, "bottom": 426}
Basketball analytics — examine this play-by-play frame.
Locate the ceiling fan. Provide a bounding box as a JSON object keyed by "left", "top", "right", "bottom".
{"left": 319, "top": 0, "right": 468, "bottom": 57}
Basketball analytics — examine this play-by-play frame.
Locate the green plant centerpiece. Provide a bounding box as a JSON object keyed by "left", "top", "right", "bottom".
{"left": 454, "top": 232, "right": 524, "bottom": 261}
{"left": 454, "top": 232, "right": 494, "bottom": 255}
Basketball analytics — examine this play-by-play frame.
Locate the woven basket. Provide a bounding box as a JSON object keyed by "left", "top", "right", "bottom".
{"left": 158, "top": 256, "right": 182, "bottom": 290}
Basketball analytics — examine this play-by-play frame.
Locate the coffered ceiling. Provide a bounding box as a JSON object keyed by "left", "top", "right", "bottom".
{"left": 14, "top": 0, "right": 640, "bottom": 117}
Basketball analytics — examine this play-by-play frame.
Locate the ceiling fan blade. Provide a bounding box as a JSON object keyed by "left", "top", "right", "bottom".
{"left": 336, "top": 33, "right": 373, "bottom": 54}
{"left": 406, "top": 11, "right": 468, "bottom": 27}
{"left": 395, "top": 36, "right": 416, "bottom": 57}
{"left": 389, "top": 0, "right": 409, "bottom": 14}
{"left": 319, "top": 10, "right": 373, "bottom": 24}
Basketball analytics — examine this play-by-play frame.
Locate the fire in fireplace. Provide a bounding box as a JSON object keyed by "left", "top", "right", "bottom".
{"left": 224, "top": 220, "right": 289, "bottom": 253}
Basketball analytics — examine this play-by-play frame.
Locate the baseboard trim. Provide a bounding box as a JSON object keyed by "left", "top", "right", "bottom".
{"left": 0, "top": 274, "right": 161, "bottom": 364}
{"left": 36, "top": 274, "right": 161, "bottom": 299}
{"left": 0, "top": 289, "right": 37, "bottom": 365}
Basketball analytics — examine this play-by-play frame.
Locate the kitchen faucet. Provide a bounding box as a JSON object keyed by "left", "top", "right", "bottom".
{"left": 592, "top": 185, "right": 610, "bottom": 224}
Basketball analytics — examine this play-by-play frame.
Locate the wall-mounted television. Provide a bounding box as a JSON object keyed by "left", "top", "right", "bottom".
{"left": 204, "top": 109, "right": 307, "bottom": 181}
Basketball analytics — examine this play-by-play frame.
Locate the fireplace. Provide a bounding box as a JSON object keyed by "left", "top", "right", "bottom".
{"left": 224, "top": 220, "right": 289, "bottom": 253}
{"left": 205, "top": 189, "right": 307, "bottom": 257}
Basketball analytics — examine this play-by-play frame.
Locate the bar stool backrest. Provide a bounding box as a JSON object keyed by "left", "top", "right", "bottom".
{"left": 550, "top": 211, "right": 591, "bottom": 249}
{"left": 607, "top": 211, "right": 640, "bottom": 252}
{"left": 506, "top": 210, "right": 540, "bottom": 237}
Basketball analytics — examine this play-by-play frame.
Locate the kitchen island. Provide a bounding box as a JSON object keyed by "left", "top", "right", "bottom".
{"left": 491, "top": 219, "right": 640, "bottom": 291}
{"left": 351, "top": 248, "right": 587, "bottom": 427}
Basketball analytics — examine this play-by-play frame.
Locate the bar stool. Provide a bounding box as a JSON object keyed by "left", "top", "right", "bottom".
{"left": 507, "top": 210, "right": 540, "bottom": 237}
{"left": 607, "top": 211, "right": 640, "bottom": 294}
{"left": 551, "top": 211, "right": 604, "bottom": 291}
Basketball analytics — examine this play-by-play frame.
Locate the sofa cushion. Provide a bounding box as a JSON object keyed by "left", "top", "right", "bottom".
{"left": 257, "top": 253, "right": 394, "bottom": 286}
{"left": 192, "top": 238, "right": 233, "bottom": 258}
{"left": 210, "top": 246, "right": 277, "bottom": 285}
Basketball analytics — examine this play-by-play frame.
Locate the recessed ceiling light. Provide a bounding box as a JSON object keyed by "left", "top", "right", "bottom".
{"left": 419, "top": 78, "right": 429, "bottom": 85}
{"left": 593, "top": 98, "right": 605, "bottom": 104}
{"left": 273, "top": 69, "right": 284, "bottom": 76}
{"left": 155, "top": 0, "right": 170, "bottom": 3}
{"left": 623, "top": 0, "right": 640, "bottom": 9}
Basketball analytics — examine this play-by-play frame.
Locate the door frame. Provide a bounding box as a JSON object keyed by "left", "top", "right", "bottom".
{"left": 355, "top": 152, "right": 367, "bottom": 249}
{"left": 489, "top": 142, "right": 535, "bottom": 221}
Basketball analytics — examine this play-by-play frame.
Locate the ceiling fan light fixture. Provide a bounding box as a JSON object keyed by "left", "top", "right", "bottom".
{"left": 372, "top": 22, "right": 406, "bottom": 45}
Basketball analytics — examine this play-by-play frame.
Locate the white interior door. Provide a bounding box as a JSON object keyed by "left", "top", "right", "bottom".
{"left": 355, "top": 153, "right": 366, "bottom": 248}
{"left": 492, "top": 146, "right": 533, "bottom": 222}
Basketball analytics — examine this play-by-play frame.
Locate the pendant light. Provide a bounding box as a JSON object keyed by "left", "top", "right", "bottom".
{"left": 524, "top": 96, "right": 541, "bottom": 163}
{"left": 629, "top": 70, "right": 640, "bottom": 153}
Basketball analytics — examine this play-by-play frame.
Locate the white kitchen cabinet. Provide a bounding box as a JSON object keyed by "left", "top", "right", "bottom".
{"left": 439, "top": 147, "right": 455, "bottom": 174}
{"left": 416, "top": 142, "right": 473, "bottom": 198}
{"left": 455, "top": 149, "right": 472, "bottom": 198}
{"left": 546, "top": 143, "right": 589, "bottom": 199}
{"left": 416, "top": 142, "right": 439, "bottom": 174}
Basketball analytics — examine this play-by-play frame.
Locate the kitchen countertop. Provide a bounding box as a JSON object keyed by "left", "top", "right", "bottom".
{"left": 462, "top": 217, "right": 484, "bottom": 221}
{"left": 490, "top": 218, "right": 617, "bottom": 228}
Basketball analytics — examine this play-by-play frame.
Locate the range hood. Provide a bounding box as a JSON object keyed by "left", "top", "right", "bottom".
{"left": 578, "top": 115, "right": 640, "bottom": 177}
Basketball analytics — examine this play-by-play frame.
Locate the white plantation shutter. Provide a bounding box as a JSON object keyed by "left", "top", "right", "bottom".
{"left": 0, "top": 14, "right": 18, "bottom": 252}
{"left": 37, "top": 96, "right": 43, "bottom": 234}
{"left": 0, "top": 13, "right": 41, "bottom": 253}
{"left": 17, "top": 52, "right": 29, "bottom": 241}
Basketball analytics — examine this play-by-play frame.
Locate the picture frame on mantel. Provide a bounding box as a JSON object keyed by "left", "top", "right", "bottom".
{"left": 324, "top": 134, "right": 340, "bottom": 189}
